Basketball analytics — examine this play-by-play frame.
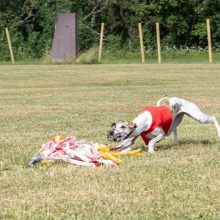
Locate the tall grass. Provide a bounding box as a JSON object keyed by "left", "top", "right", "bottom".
{"left": 0, "top": 64, "right": 220, "bottom": 219}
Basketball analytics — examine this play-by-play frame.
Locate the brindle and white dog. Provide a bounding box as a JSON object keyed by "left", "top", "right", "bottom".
{"left": 107, "top": 97, "right": 220, "bottom": 153}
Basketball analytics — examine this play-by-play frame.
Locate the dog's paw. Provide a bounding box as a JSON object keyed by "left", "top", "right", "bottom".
{"left": 148, "top": 149, "right": 155, "bottom": 154}
{"left": 174, "top": 140, "right": 179, "bottom": 145}
{"left": 120, "top": 147, "right": 132, "bottom": 153}
{"left": 147, "top": 144, "right": 155, "bottom": 153}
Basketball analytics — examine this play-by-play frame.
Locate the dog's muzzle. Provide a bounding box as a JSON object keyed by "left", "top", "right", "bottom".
{"left": 107, "top": 120, "right": 131, "bottom": 142}
{"left": 107, "top": 129, "right": 118, "bottom": 142}
{"left": 107, "top": 129, "right": 126, "bottom": 142}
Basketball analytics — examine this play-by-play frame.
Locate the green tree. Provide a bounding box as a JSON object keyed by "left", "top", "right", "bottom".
{"left": 0, "top": 0, "right": 220, "bottom": 59}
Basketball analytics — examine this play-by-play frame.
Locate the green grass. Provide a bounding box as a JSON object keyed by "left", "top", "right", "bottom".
{"left": 1, "top": 49, "right": 220, "bottom": 64}
{"left": 0, "top": 64, "right": 220, "bottom": 219}
{"left": 101, "top": 49, "right": 220, "bottom": 64}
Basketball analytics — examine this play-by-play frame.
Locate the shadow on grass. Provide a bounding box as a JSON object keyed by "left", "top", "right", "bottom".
{"left": 156, "top": 139, "right": 215, "bottom": 152}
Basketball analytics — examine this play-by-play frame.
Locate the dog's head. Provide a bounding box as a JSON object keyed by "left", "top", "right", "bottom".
{"left": 107, "top": 120, "right": 136, "bottom": 142}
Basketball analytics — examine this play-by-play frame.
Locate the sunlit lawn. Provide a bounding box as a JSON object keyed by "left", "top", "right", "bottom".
{"left": 0, "top": 64, "right": 220, "bottom": 219}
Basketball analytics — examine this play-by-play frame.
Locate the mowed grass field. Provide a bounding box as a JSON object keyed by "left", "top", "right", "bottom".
{"left": 0, "top": 64, "right": 220, "bottom": 219}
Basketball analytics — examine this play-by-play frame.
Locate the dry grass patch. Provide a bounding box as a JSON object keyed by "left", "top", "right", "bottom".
{"left": 0, "top": 64, "right": 220, "bottom": 219}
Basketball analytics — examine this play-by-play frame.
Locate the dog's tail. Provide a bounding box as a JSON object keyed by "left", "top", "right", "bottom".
{"left": 157, "top": 97, "right": 169, "bottom": 106}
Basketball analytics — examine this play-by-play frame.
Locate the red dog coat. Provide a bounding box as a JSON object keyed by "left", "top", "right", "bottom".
{"left": 140, "top": 106, "right": 173, "bottom": 144}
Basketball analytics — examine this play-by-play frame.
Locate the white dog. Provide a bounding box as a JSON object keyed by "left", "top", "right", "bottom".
{"left": 107, "top": 97, "right": 220, "bottom": 153}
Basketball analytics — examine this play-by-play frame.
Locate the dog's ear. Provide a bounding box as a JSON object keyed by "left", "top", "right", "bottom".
{"left": 128, "top": 122, "right": 137, "bottom": 129}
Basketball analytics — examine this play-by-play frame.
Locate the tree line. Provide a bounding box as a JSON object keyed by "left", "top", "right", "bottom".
{"left": 0, "top": 0, "right": 220, "bottom": 58}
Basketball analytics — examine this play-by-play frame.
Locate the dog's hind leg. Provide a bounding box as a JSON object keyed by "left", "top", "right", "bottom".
{"left": 173, "top": 129, "right": 179, "bottom": 145}
{"left": 213, "top": 119, "right": 220, "bottom": 138}
{"left": 180, "top": 99, "right": 220, "bottom": 138}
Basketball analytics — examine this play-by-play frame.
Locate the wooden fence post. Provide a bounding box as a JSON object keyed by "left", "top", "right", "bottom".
{"left": 138, "top": 23, "right": 145, "bottom": 63}
{"left": 206, "top": 19, "right": 212, "bottom": 64}
{"left": 5, "top": 27, "right": 15, "bottom": 64}
{"left": 98, "top": 23, "right": 104, "bottom": 62}
{"left": 156, "top": 22, "right": 161, "bottom": 64}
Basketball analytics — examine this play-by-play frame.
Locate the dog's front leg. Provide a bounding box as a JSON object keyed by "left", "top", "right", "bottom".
{"left": 148, "top": 133, "right": 164, "bottom": 153}
{"left": 117, "top": 136, "right": 138, "bottom": 152}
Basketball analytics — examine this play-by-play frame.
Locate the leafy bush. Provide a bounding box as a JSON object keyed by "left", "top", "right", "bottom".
{"left": 0, "top": 0, "right": 220, "bottom": 60}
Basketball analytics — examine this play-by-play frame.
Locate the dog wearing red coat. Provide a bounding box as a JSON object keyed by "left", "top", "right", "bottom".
{"left": 107, "top": 97, "right": 220, "bottom": 153}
